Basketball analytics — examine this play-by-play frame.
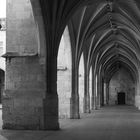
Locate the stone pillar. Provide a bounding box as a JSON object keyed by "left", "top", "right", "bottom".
{"left": 135, "top": 80, "right": 140, "bottom": 109}
{"left": 43, "top": 56, "right": 59, "bottom": 130}
{"left": 83, "top": 69, "right": 90, "bottom": 113}
{"left": 96, "top": 75, "right": 101, "bottom": 109}
{"left": 91, "top": 69, "right": 95, "bottom": 110}
{"left": 106, "top": 82, "right": 109, "bottom": 105}
{"left": 70, "top": 66, "right": 80, "bottom": 119}
{"left": 43, "top": 94, "right": 59, "bottom": 130}
{"left": 70, "top": 94, "right": 80, "bottom": 119}
{"left": 3, "top": 56, "right": 46, "bottom": 130}
{"left": 92, "top": 69, "right": 99, "bottom": 110}
{"left": 3, "top": 0, "right": 47, "bottom": 130}
{"left": 100, "top": 79, "right": 104, "bottom": 106}
{"left": 93, "top": 75, "right": 98, "bottom": 109}
{"left": 104, "top": 82, "right": 107, "bottom": 105}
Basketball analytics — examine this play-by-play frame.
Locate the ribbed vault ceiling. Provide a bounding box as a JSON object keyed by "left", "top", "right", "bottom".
{"left": 68, "top": 0, "right": 140, "bottom": 82}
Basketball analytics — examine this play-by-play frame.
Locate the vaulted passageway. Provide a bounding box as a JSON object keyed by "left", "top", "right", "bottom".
{"left": 3, "top": 0, "right": 140, "bottom": 131}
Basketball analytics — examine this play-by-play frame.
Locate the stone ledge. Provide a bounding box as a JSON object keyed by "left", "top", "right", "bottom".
{"left": 2, "top": 52, "right": 38, "bottom": 59}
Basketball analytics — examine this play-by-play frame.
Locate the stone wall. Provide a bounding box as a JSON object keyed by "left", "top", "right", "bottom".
{"left": 4, "top": 0, "right": 46, "bottom": 129}
{"left": 109, "top": 68, "right": 135, "bottom": 105}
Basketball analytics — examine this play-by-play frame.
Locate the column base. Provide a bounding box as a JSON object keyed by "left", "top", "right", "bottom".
{"left": 84, "top": 109, "right": 91, "bottom": 113}
{"left": 92, "top": 106, "right": 97, "bottom": 110}
{"left": 83, "top": 96, "right": 91, "bottom": 113}
{"left": 91, "top": 96, "right": 95, "bottom": 110}
{"left": 96, "top": 105, "right": 101, "bottom": 110}
{"left": 43, "top": 94, "right": 60, "bottom": 130}
{"left": 70, "top": 96, "right": 80, "bottom": 119}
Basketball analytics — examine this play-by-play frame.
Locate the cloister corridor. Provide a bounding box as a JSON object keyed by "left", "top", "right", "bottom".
{"left": 1, "top": 0, "right": 140, "bottom": 140}
{"left": 0, "top": 105, "right": 139, "bottom": 140}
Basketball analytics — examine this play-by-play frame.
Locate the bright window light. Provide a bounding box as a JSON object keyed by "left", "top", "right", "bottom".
{"left": 0, "top": 0, "right": 6, "bottom": 18}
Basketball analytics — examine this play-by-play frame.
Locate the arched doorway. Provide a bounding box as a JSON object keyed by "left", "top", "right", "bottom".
{"left": 57, "top": 26, "right": 72, "bottom": 119}
{"left": 117, "top": 92, "right": 126, "bottom": 105}
{"left": 79, "top": 53, "right": 84, "bottom": 114}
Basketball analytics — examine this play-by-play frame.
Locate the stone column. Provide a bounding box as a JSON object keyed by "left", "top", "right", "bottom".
{"left": 93, "top": 75, "right": 98, "bottom": 109}
{"left": 106, "top": 82, "right": 109, "bottom": 105}
{"left": 3, "top": 0, "right": 47, "bottom": 130}
{"left": 91, "top": 68, "right": 95, "bottom": 110}
{"left": 70, "top": 65, "right": 80, "bottom": 119}
{"left": 83, "top": 69, "right": 90, "bottom": 113}
{"left": 104, "top": 82, "right": 107, "bottom": 105}
{"left": 100, "top": 78, "right": 104, "bottom": 106}
{"left": 135, "top": 79, "right": 140, "bottom": 109}
{"left": 43, "top": 56, "right": 59, "bottom": 130}
{"left": 96, "top": 75, "right": 101, "bottom": 109}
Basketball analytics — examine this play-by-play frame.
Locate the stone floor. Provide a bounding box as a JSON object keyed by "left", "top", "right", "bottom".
{"left": 0, "top": 105, "right": 140, "bottom": 140}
